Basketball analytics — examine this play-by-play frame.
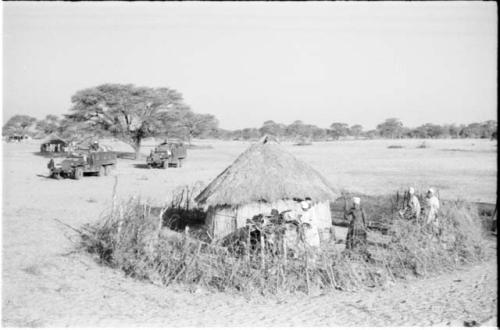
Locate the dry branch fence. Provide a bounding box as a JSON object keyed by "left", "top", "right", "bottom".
{"left": 78, "top": 183, "right": 490, "bottom": 295}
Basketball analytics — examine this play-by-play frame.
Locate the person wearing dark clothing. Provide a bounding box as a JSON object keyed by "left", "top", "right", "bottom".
{"left": 344, "top": 197, "right": 368, "bottom": 250}
{"left": 90, "top": 141, "right": 100, "bottom": 151}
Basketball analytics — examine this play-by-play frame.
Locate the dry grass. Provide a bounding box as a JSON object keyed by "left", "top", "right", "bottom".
{"left": 79, "top": 187, "right": 490, "bottom": 296}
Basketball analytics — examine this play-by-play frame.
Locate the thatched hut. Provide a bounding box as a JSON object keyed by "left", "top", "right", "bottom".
{"left": 195, "top": 136, "right": 338, "bottom": 240}
{"left": 40, "top": 135, "right": 68, "bottom": 153}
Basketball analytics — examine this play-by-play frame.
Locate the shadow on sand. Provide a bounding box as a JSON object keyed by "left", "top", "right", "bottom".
{"left": 132, "top": 164, "right": 152, "bottom": 169}
{"left": 33, "top": 152, "right": 68, "bottom": 159}
{"left": 116, "top": 152, "right": 145, "bottom": 160}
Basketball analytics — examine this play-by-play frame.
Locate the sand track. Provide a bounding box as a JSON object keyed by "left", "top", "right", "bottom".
{"left": 2, "top": 248, "right": 497, "bottom": 327}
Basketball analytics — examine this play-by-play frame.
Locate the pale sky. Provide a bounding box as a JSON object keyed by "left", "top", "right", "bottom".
{"left": 2, "top": 2, "right": 497, "bottom": 130}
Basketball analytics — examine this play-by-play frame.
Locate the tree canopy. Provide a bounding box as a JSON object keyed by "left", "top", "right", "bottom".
{"left": 35, "top": 115, "right": 61, "bottom": 136}
{"left": 4, "top": 99, "right": 497, "bottom": 144}
{"left": 376, "top": 118, "right": 404, "bottom": 139}
{"left": 328, "top": 122, "right": 349, "bottom": 140}
{"left": 67, "top": 84, "right": 189, "bottom": 158}
{"left": 2, "top": 115, "right": 37, "bottom": 136}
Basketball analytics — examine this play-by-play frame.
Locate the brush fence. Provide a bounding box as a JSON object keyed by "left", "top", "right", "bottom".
{"left": 205, "top": 200, "right": 332, "bottom": 241}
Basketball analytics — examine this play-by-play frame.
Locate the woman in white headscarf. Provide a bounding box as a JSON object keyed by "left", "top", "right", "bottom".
{"left": 408, "top": 187, "right": 421, "bottom": 219}
{"left": 400, "top": 187, "right": 421, "bottom": 220}
{"left": 425, "top": 188, "right": 441, "bottom": 235}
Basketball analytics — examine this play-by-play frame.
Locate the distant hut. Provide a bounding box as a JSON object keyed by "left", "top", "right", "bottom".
{"left": 8, "top": 134, "right": 30, "bottom": 142}
{"left": 195, "top": 136, "right": 338, "bottom": 240}
{"left": 40, "top": 135, "right": 68, "bottom": 153}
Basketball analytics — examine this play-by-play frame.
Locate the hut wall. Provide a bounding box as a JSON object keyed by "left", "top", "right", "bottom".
{"left": 206, "top": 206, "right": 238, "bottom": 240}
{"left": 310, "top": 200, "right": 332, "bottom": 229}
{"left": 236, "top": 200, "right": 298, "bottom": 227}
{"left": 207, "top": 200, "right": 332, "bottom": 240}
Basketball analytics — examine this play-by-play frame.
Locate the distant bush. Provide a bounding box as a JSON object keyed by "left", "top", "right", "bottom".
{"left": 417, "top": 141, "right": 429, "bottom": 149}
{"left": 294, "top": 141, "right": 313, "bottom": 146}
{"left": 80, "top": 189, "right": 490, "bottom": 295}
{"left": 387, "top": 145, "right": 404, "bottom": 149}
{"left": 293, "top": 137, "right": 313, "bottom": 146}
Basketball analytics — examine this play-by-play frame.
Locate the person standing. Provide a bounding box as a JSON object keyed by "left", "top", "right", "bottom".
{"left": 426, "top": 188, "right": 440, "bottom": 222}
{"left": 425, "top": 188, "right": 440, "bottom": 235}
{"left": 344, "top": 197, "right": 368, "bottom": 250}
{"left": 91, "top": 141, "right": 100, "bottom": 151}
{"left": 299, "top": 200, "right": 320, "bottom": 248}
{"left": 400, "top": 187, "right": 421, "bottom": 220}
{"left": 409, "top": 187, "right": 421, "bottom": 218}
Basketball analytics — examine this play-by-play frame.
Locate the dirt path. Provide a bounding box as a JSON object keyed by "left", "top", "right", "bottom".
{"left": 2, "top": 141, "right": 497, "bottom": 327}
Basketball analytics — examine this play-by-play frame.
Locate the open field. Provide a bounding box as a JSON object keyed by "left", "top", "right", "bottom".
{"left": 2, "top": 138, "right": 497, "bottom": 326}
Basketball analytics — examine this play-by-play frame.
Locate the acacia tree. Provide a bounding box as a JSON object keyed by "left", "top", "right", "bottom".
{"left": 241, "top": 127, "right": 260, "bottom": 140}
{"left": 480, "top": 120, "right": 497, "bottom": 139}
{"left": 328, "top": 122, "right": 349, "bottom": 140}
{"left": 286, "top": 120, "right": 312, "bottom": 139}
{"left": 259, "top": 120, "right": 286, "bottom": 139}
{"left": 311, "top": 126, "right": 327, "bottom": 141}
{"left": 2, "top": 114, "right": 37, "bottom": 136}
{"left": 35, "top": 114, "right": 61, "bottom": 136}
{"left": 157, "top": 108, "right": 219, "bottom": 143}
{"left": 57, "top": 118, "right": 105, "bottom": 143}
{"left": 67, "top": 84, "right": 188, "bottom": 159}
{"left": 181, "top": 111, "right": 219, "bottom": 143}
{"left": 376, "top": 118, "right": 404, "bottom": 139}
{"left": 350, "top": 124, "right": 363, "bottom": 138}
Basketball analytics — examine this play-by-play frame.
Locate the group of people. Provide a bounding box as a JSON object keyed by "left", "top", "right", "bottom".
{"left": 296, "top": 198, "right": 322, "bottom": 248}
{"left": 43, "top": 140, "right": 100, "bottom": 154}
{"left": 8, "top": 135, "right": 28, "bottom": 142}
{"left": 42, "top": 143, "right": 66, "bottom": 153}
{"left": 401, "top": 187, "right": 441, "bottom": 226}
{"left": 251, "top": 187, "right": 442, "bottom": 253}
{"left": 344, "top": 187, "right": 441, "bottom": 250}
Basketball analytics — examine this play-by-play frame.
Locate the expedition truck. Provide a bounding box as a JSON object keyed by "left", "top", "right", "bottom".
{"left": 48, "top": 151, "right": 117, "bottom": 180}
{"left": 146, "top": 140, "right": 187, "bottom": 168}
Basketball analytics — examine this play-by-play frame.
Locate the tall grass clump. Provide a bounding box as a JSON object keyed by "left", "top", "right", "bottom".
{"left": 79, "top": 188, "right": 490, "bottom": 295}
{"left": 379, "top": 199, "right": 488, "bottom": 279}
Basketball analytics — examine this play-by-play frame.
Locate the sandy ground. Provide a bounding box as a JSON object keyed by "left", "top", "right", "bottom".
{"left": 1, "top": 138, "right": 497, "bottom": 326}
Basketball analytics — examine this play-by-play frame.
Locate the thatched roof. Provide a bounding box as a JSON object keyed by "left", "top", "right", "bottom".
{"left": 42, "top": 134, "right": 66, "bottom": 144}
{"left": 195, "top": 136, "right": 338, "bottom": 207}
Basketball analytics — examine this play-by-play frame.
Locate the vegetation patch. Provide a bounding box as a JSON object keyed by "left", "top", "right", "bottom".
{"left": 417, "top": 141, "right": 429, "bottom": 149}
{"left": 387, "top": 145, "right": 404, "bottom": 149}
{"left": 293, "top": 137, "right": 313, "bottom": 146}
{"left": 79, "top": 188, "right": 490, "bottom": 296}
